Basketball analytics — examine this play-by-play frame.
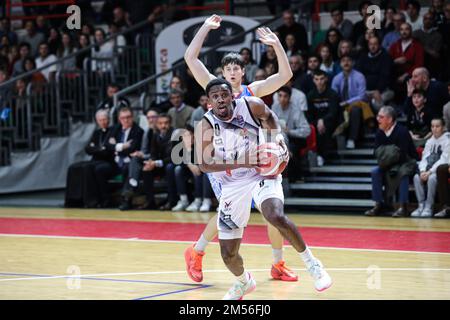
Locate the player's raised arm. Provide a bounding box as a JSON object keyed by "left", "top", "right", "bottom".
{"left": 184, "top": 15, "right": 221, "bottom": 89}
{"left": 248, "top": 27, "right": 293, "bottom": 97}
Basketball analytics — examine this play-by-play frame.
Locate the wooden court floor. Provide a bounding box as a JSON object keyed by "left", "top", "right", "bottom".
{"left": 0, "top": 207, "right": 449, "bottom": 300}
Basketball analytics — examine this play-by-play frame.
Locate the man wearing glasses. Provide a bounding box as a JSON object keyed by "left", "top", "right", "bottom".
{"left": 94, "top": 106, "right": 144, "bottom": 208}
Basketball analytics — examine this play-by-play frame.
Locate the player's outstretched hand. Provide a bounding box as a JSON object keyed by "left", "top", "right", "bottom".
{"left": 257, "top": 27, "right": 280, "bottom": 47}
{"left": 204, "top": 14, "right": 222, "bottom": 30}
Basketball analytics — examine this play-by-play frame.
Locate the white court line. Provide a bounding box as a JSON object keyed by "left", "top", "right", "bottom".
{"left": 0, "top": 268, "right": 450, "bottom": 283}
{"left": 1, "top": 233, "right": 450, "bottom": 256}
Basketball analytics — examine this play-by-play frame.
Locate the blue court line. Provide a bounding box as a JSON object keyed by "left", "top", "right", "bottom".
{"left": 0, "top": 272, "right": 211, "bottom": 299}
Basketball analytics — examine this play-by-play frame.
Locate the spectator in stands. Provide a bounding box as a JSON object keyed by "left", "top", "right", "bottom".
{"left": 253, "top": 68, "right": 273, "bottom": 107}
{"left": 97, "top": 83, "right": 131, "bottom": 125}
{"left": 318, "top": 43, "right": 339, "bottom": 80}
{"left": 365, "top": 106, "right": 418, "bottom": 217}
{"left": 337, "top": 39, "right": 354, "bottom": 59}
{"left": 381, "top": 6, "right": 397, "bottom": 36}
{"left": 356, "top": 36, "right": 394, "bottom": 112}
{"left": 411, "top": 118, "right": 449, "bottom": 217}
{"left": 20, "top": 21, "right": 46, "bottom": 57}
{"left": 284, "top": 34, "right": 301, "bottom": 57}
{"left": 298, "top": 54, "right": 322, "bottom": 96}
{"left": 12, "top": 43, "right": 31, "bottom": 76}
{"left": 413, "top": 12, "right": 443, "bottom": 79}
{"left": 23, "top": 57, "right": 46, "bottom": 90}
{"left": 47, "top": 27, "right": 61, "bottom": 56}
{"left": 289, "top": 54, "right": 305, "bottom": 90}
{"left": 276, "top": 9, "right": 308, "bottom": 54}
{"left": 172, "top": 125, "right": 214, "bottom": 212}
{"left": 307, "top": 70, "right": 342, "bottom": 165}
{"left": 324, "top": 28, "right": 342, "bottom": 61}
{"left": 65, "top": 109, "right": 115, "bottom": 208}
{"left": 190, "top": 94, "right": 208, "bottom": 127}
{"left": 406, "top": 89, "right": 434, "bottom": 147}
{"left": 35, "top": 42, "right": 57, "bottom": 82}
{"left": 119, "top": 109, "right": 159, "bottom": 211}
{"left": 405, "top": 0, "right": 423, "bottom": 31}
{"left": 272, "top": 86, "right": 311, "bottom": 181}
{"left": 112, "top": 6, "right": 132, "bottom": 31}
{"left": 95, "top": 106, "right": 143, "bottom": 208}
{"left": 389, "top": 22, "right": 424, "bottom": 103}
{"left": 76, "top": 33, "right": 91, "bottom": 70}
{"left": 272, "top": 78, "right": 307, "bottom": 112}
{"left": 142, "top": 114, "right": 177, "bottom": 211}
{"left": 405, "top": 67, "right": 449, "bottom": 118}
{"left": 332, "top": 54, "right": 373, "bottom": 149}
{"left": 439, "top": 3, "right": 450, "bottom": 82}
{"left": 351, "top": 1, "right": 373, "bottom": 45}
{"left": 239, "top": 47, "right": 258, "bottom": 84}
{"left": 0, "top": 18, "right": 18, "bottom": 46}
{"left": 382, "top": 12, "right": 406, "bottom": 51}
{"left": 430, "top": 0, "right": 446, "bottom": 26}
{"left": 108, "top": 22, "right": 127, "bottom": 54}
{"left": 355, "top": 28, "right": 378, "bottom": 57}
{"left": 0, "top": 69, "right": 12, "bottom": 118}
{"left": 167, "top": 89, "right": 194, "bottom": 129}
{"left": 91, "top": 28, "right": 114, "bottom": 72}
{"left": 57, "top": 32, "right": 77, "bottom": 71}
{"left": 329, "top": 6, "right": 353, "bottom": 40}
{"left": 259, "top": 45, "right": 278, "bottom": 74}
{"left": 14, "top": 78, "right": 27, "bottom": 98}
{"left": 81, "top": 23, "right": 95, "bottom": 44}
{"left": 151, "top": 75, "right": 187, "bottom": 113}
{"left": 35, "top": 15, "right": 49, "bottom": 38}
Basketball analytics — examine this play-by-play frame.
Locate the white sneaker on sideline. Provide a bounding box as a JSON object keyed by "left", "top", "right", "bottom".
{"left": 411, "top": 203, "right": 425, "bottom": 217}
{"left": 199, "top": 200, "right": 212, "bottom": 212}
{"left": 172, "top": 200, "right": 189, "bottom": 211}
{"left": 186, "top": 199, "right": 202, "bottom": 212}
{"left": 223, "top": 273, "right": 256, "bottom": 300}
{"left": 346, "top": 139, "right": 355, "bottom": 149}
{"left": 434, "top": 208, "right": 449, "bottom": 218}
{"left": 420, "top": 207, "right": 433, "bottom": 217}
{"left": 317, "top": 155, "right": 324, "bottom": 167}
{"left": 307, "top": 259, "right": 332, "bottom": 292}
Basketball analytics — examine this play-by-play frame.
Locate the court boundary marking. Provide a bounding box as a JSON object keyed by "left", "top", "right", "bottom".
{"left": 0, "top": 272, "right": 212, "bottom": 300}
{"left": 1, "top": 233, "right": 450, "bottom": 255}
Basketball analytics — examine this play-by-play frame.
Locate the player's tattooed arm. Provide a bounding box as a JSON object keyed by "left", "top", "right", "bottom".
{"left": 184, "top": 15, "right": 221, "bottom": 89}
{"left": 195, "top": 119, "right": 257, "bottom": 173}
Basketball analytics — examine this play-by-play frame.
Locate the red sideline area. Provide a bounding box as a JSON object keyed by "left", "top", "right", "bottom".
{"left": 0, "top": 217, "right": 449, "bottom": 253}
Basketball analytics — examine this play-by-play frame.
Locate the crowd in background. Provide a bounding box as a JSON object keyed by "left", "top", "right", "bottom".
{"left": 1, "top": 1, "right": 450, "bottom": 217}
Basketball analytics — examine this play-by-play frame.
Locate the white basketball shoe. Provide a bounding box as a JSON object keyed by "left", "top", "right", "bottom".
{"left": 223, "top": 273, "right": 256, "bottom": 300}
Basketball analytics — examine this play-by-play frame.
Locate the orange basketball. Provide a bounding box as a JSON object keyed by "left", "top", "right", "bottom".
{"left": 256, "top": 142, "right": 288, "bottom": 177}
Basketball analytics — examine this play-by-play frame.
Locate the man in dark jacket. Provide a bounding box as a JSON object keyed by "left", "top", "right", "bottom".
{"left": 356, "top": 36, "right": 394, "bottom": 111}
{"left": 365, "top": 106, "right": 419, "bottom": 217}
{"left": 65, "top": 109, "right": 114, "bottom": 208}
{"left": 141, "top": 114, "right": 178, "bottom": 210}
{"left": 307, "top": 70, "right": 342, "bottom": 163}
{"left": 94, "top": 106, "right": 143, "bottom": 208}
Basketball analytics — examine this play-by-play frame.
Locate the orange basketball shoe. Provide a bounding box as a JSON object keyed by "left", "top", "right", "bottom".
{"left": 271, "top": 260, "right": 298, "bottom": 281}
{"left": 184, "top": 244, "right": 205, "bottom": 282}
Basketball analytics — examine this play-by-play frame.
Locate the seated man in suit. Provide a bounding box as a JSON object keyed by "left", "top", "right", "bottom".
{"left": 65, "top": 109, "right": 114, "bottom": 208}
{"left": 119, "top": 109, "right": 159, "bottom": 210}
{"left": 141, "top": 113, "right": 178, "bottom": 210}
{"left": 365, "top": 106, "right": 419, "bottom": 218}
{"left": 94, "top": 106, "right": 143, "bottom": 208}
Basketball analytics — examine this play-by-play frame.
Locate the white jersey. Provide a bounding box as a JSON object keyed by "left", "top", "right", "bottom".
{"left": 203, "top": 98, "right": 264, "bottom": 195}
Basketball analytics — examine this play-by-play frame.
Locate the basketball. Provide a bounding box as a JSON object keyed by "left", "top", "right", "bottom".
{"left": 256, "top": 142, "right": 288, "bottom": 177}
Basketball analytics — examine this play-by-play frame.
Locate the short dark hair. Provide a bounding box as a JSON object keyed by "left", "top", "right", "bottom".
{"left": 205, "top": 78, "right": 233, "bottom": 97}
{"left": 158, "top": 113, "right": 172, "bottom": 122}
{"left": 221, "top": 52, "right": 245, "bottom": 69}
{"left": 278, "top": 86, "right": 292, "bottom": 96}
{"left": 313, "top": 69, "right": 328, "bottom": 78}
{"left": 169, "top": 88, "right": 185, "bottom": 99}
{"left": 359, "top": 1, "right": 373, "bottom": 13}
{"left": 118, "top": 106, "right": 133, "bottom": 115}
{"left": 431, "top": 117, "right": 445, "bottom": 126}
{"left": 412, "top": 88, "right": 426, "bottom": 96}
{"left": 18, "top": 42, "right": 31, "bottom": 50}
{"left": 330, "top": 6, "right": 343, "bottom": 15}
{"left": 308, "top": 53, "right": 323, "bottom": 64}
{"left": 407, "top": 0, "right": 421, "bottom": 11}
{"left": 340, "top": 53, "right": 353, "bottom": 62}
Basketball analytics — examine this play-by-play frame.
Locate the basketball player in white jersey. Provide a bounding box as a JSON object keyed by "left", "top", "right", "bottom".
{"left": 198, "top": 78, "right": 332, "bottom": 300}
{"left": 184, "top": 14, "right": 299, "bottom": 283}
